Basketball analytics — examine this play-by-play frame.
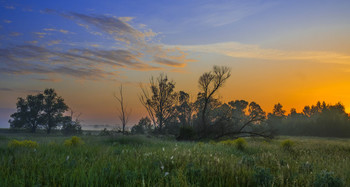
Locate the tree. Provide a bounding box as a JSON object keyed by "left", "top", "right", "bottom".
{"left": 61, "top": 110, "right": 82, "bottom": 135}
{"left": 213, "top": 101, "right": 270, "bottom": 139}
{"left": 139, "top": 74, "right": 178, "bottom": 132}
{"left": 198, "top": 66, "right": 231, "bottom": 134}
{"left": 41, "top": 88, "right": 69, "bottom": 134}
{"left": 114, "top": 84, "right": 131, "bottom": 134}
{"left": 9, "top": 88, "right": 71, "bottom": 134}
{"left": 174, "top": 91, "right": 193, "bottom": 126}
{"left": 9, "top": 93, "right": 44, "bottom": 133}
{"left": 131, "top": 117, "right": 152, "bottom": 134}
{"left": 271, "top": 103, "right": 286, "bottom": 117}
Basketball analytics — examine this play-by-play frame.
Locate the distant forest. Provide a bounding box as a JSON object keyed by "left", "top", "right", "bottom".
{"left": 8, "top": 66, "right": 350, "bottom": 139}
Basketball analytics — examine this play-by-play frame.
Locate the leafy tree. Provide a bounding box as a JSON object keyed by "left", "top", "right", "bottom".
{"left": 271, "top": 103, "right": 286, "bottom": 117}
{"left": 41, "top": 88, "right": 69, "bottom": 134}
{"left": 9, "top": 88, "right": 71, "bottom": 134}
{"left": 140, "top": 74, "right": 178, "bottom": 132}
{"left": 131, "top": 117, "right": 153, "bottom": 134}
{"left": 9, "top": 93, "right": 44, "bottom": 133}
{"left": 174, "top": 91, "right": 193, "bottom": 126}
{"left": 197, "top": 66, "right": 231, "bottom": 134}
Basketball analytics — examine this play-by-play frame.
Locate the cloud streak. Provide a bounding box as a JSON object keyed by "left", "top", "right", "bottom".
{"left": 1, "top": 12, "right": 193, "bottom": 81}
{"left": 0, "top": 45, "right": 161, "bottom": 80}
{"left": 175, "top": 42, "right": 350, "bottom": 64}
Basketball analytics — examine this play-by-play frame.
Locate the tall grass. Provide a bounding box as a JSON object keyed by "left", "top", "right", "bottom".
{"left": 0, "top": 135, "right": 349, "bottom": 186}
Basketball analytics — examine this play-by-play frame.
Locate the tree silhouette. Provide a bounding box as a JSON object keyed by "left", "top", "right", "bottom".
{"left": 9, "top": 93, "right": 44, "bottom": 133}
{"left": 114, "top": 84, "right": 131, "bottom": 134}
{"left": 198, "top": 65, "right": 231, "bottom": 135}
{"left": 9, "top": 88, "right": 70, "bottom": 133}
{"left": 41, "top": 88, "right": 69, "bottom": 134}
{"left": 140, "top": 74, "right": 178, "bottom": 132}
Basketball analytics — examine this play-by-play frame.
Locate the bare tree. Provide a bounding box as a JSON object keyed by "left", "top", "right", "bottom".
{"left": 139, "top": 74, "right": 177, "bottom": 132}
{"left": 198, "top": 66, "right": 231, "bottom": 134}
{"left": 114, "top": 84, "right": 131, "bottom": 134}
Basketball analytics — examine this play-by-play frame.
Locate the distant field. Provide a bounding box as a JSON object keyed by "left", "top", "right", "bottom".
{"left": 0, "top": 134, "right": 349, "bottom": 186}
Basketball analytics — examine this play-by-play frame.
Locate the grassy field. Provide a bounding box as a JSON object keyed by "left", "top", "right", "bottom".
{"left": 0, "top": 133, "right": 349, "bottom": 186}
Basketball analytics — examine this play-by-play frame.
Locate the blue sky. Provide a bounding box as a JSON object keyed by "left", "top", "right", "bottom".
{"left": 1, "top": 0, "right": 350, "bottom": 128}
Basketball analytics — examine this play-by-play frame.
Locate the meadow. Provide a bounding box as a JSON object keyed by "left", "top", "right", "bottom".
{"left": 0, "top": 133, "right": 349, "bottom": 186}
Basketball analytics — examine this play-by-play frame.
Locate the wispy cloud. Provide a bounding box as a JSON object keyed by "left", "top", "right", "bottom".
{"left": 1, "top": 12, "right": 194, "bottom": 81}
{"left": 48, "top": 40, "right": 61, "bottom": 46}
{"left": 9, "top": 32, "right": 22, "bottom": 37}
{"left": 63, "top": 12, "right": 193, "bottom": 67}
{"left": 43, "top": 28, "right": 73, "bottom": 34}
{"left": 26, "top": 40, "right": 38, "bottom": 44}
{"left": 175, "top": 42, "right": 350, "bottom": 64}
{"left": 35, "top": 78, "right": 61, "bottom": 82}
{"left": 0, "top": 87, "right": 42, "bottom": 93}
{"left": 3, "top": 20, "right": 12, "bottom": 23}
{"left": 0, "top": 45, "right": 160, "bottom": 80}
{"left": 4, "top": 5, "right": 15, "bottom": 10}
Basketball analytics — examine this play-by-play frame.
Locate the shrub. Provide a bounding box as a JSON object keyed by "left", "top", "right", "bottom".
{"left": 176, "top": 126, "right": 195, "bottom": 140}
{"left": 233, "top": 138, "right": 247, "bottom": 150}
{"left": 281, "top": 139, "right": 294, "bottom": 151}
{"left": 99, "top": 128, "right": 112, "bottom": 136}
{"left": 64, "top": 136, "right": 84, "bottom": 146}
{"left": 219, "top": 138, "right": 247, "bottom": 150}
{"left": 8, "top": 140, "right": 38, "bottom": 149}
{"left": 314, "top": 170, "right": 343, "bottom": 187}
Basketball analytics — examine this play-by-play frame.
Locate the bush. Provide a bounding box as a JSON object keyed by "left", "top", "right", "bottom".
{"left": 99, "top": 128, "right": 112, "bottom": 136}
{"left": 61, "top": 121, "right": 82, "bottom": 135}
{"left": 8, "top": 140, "right": 38, "bottom": 149}
{"left": 176, "top": 126, "right": 195, "bottom": 140}
{"left": 64, "top": 136, "right": 84, "bottom": 146}
{"left": 219, "top": 138, "right": 247, "bottom": 150}
{"left": 314, "top": 170, "right": 343, "bottom": 187}
{"left": 281, "top": 139, "right": 294, "bottom": 151}
{"left": 233, "top": 138, "right": 247, "bottom": 150}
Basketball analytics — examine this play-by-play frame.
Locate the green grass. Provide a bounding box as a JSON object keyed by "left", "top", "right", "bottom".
{"left": 0, "top": 134, "right": 349, "bottom": 186}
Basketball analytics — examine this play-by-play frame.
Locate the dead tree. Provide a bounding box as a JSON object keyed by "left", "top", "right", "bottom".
{"left": 114, "top": 84, "right": 131, "bottom": 134}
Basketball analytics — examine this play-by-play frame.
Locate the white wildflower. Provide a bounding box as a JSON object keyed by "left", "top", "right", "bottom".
{"left": 160, "top": 161, "right": 164, "bottom": 170}
{"left": 66, "top": 156, "right": 70, "bottom": 161}
{"left": 162, "top": 147, "right": 165, "bottom": 151}
{"left": 164, "top": 172, "right": 169, "bottom": 177}
{"left": 170, "top": 156, "right": 174, "bottom": 160}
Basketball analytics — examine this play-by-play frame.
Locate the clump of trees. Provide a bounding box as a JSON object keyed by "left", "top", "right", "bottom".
{"left": 9, "top": 88, "right": 81, "bottom": 134}
{"left": 135, "top": 66, "right": 273, "bottom": 140}
{"left": 269, "top": 101, "right": 350, "bottom": 138}
{"left": 134, "top": 65, "right": 350, "bottom": 139}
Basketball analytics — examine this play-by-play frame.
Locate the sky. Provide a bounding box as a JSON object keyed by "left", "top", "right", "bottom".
{"left": 1, "top": 0, "right": 350, "bottom": 129}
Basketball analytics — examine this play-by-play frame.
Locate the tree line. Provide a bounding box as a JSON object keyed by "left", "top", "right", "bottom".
{"left": 9, "top": 66, "right": 350, "bottom": 139}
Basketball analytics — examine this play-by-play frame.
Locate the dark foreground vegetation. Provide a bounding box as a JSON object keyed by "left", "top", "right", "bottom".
{"left": 0, "top": 134, "right": 349, "bottom": 186}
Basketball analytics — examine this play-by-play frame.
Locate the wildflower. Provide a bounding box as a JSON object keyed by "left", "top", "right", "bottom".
{"left": 160, "top": 161, "right": 164, "bottom": 170}
{"left": 66, "top": 156, "right": 70, "bottom": 161}
{"left": 164, "top": 172, "right": 169, "bottom": 177}
{"left": 162, "top": 147, "right": 165, "bottom": 151}
{"left": 170, "top": 156, "right": 174, "bottom": 160}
